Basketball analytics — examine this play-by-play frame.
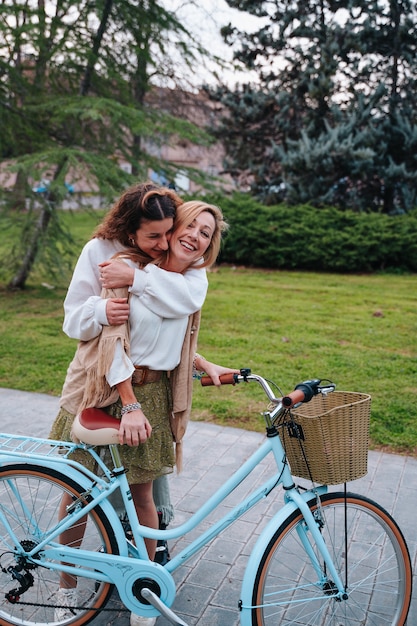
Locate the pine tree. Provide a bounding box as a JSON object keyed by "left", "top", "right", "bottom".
{"left": 0, "top": 0, "right": 210, "bottom": 288}
{"left": 209, "top": 0, "right": 417, "bottom": 212}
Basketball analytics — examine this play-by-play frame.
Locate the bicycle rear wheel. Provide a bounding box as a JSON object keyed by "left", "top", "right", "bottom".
{"left": 0, "top": 464, "right": 119, "bottom": 626}
{"left": 251, "top": 492, "right": 412, "bottom": 625}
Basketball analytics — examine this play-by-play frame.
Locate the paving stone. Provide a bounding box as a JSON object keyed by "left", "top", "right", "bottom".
{"left": 0, "top": 387, "right": 416, "bottom": 625}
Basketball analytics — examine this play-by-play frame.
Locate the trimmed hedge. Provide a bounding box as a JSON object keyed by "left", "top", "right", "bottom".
{"left": 202, "top": 193, "right": 417, "bottom": 273}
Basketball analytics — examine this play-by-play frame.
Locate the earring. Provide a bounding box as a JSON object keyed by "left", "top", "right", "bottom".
{"left": 129, "top": 237, "right": 135, "bottom": 246}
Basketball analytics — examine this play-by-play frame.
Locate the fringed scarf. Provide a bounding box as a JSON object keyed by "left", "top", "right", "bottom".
{"left": 60, "top": 286, "right": 201, "bottom": 471}
{"left": 60, "top": 286, "right": 130, "bottom": 415}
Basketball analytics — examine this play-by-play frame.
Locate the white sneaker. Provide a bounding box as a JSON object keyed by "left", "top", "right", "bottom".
{"left": 53, "top": 587, "right": 79, "bottom": 622}
{"left": 130, "top": 613, "right": 156, "bottom": 626}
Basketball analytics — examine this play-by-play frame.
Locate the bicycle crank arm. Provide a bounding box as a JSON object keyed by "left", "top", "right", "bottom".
{"left": 140, "top": 587, "right": 189, "bottom": 626}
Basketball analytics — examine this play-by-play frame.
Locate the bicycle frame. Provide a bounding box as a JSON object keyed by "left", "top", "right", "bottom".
{"left": 0, "top": 424, "right": 346, "bottom": 623}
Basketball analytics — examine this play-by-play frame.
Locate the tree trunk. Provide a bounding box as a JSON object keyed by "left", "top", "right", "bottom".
{"left": 7, "top": 202, "right": 52, "bottom": 290}
{"left": 10, "top": 169, "right": 28, "bottom": 212}
{"left": 79, "top": 0, "right": 114, "bottom": 96}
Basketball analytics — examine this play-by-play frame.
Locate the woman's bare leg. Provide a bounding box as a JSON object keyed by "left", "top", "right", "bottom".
{"left": 130, "top": 481, "right": 158, "bottom": 559}
{"left": 58, "top": 492, "right": 87, "bottom": 588}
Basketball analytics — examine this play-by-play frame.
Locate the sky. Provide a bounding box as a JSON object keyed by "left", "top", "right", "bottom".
{"left": 167, "top": 0, "right": 266, "bottom": 39}
{"left": 161, "top": 0, "right": 269, "bottom": 86}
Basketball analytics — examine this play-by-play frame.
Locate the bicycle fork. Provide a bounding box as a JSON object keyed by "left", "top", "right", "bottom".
{"left": 286, "top": 489, "right": 348, "bottom": 601}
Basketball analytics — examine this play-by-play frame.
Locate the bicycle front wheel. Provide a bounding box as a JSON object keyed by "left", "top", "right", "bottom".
{"left": 251, "top": 492, "right": 412, "bottom": 625}
{"left": 0, "top": 464, "right": 119, "bottom": 626}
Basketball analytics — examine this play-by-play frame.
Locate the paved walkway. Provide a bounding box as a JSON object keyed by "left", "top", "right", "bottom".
{"left": 0, "top": 387, "right": 416, "bottom": 625}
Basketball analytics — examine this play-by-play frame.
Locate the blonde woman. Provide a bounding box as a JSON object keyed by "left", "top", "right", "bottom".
{"left": 51, "top": 198, "right": 237, "bottom": 626}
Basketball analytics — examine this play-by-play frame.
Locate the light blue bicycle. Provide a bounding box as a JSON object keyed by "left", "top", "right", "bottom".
{"left": 0, "top": 370, "right": 412, "bottom": 625}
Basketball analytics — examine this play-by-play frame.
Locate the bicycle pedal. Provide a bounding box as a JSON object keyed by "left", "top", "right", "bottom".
{"left": 140, "top": 587, "right": 189, "bottom": 626}
{"left": 154, "top": 540, "right": 170, "bottom": 566}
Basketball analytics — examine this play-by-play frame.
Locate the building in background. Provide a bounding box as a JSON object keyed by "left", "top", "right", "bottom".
{"left": 0, "top": 87, "right": 232, "bottom": 207}
{"left": 133, "top": 86, "right": 232, "bottom": 194}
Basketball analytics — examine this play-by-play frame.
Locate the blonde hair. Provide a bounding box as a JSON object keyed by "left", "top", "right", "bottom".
{"left": 172, "top": 200, "right": 228, "bottom": 269}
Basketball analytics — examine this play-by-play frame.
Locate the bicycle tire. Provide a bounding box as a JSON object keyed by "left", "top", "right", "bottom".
{"left": 250, "top": 491, "right": 412, "bottom": 626}
{"left": 0, "top": 463, "right": 119, "bottom": 626}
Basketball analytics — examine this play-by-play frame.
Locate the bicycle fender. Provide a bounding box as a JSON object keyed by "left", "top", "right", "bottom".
{"left": 0, "top": 454, "right": 95, "bottom": 486}
{"left": 0, "top": 456, "right": 128, "bottom": 554}
{"left": 239, "top": 486, "right": 327, "bottom": 625}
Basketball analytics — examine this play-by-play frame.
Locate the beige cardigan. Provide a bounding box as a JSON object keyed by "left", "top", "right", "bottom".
{"left": 60, "top": 286, "right": 201, "bottom": 469}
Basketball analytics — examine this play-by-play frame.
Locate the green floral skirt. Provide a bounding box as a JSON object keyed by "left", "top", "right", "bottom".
{"left": 49, "top": 373, "right": 175, "bottom": 484}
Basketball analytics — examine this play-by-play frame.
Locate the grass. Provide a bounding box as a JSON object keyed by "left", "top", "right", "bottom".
{"left": 0, "top": 210, "right": 416, "bottom": 455}
{"left": 192, "top": 268, "right": 417, "bottom": 454}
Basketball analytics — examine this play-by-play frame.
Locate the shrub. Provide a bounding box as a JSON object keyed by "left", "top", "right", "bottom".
{"left": 203, "top": 193, "right": 417, "bottom": 273}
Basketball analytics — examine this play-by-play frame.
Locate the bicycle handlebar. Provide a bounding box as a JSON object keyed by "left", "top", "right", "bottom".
{"left": 282, "top": 380, "right": 323, "bottom": 407}
{"left": 200, "top": 373, "right": 239, "bottom": 386}
{"left": 200, "top": 369, "right": 335, "bottom": 412}
{"left": 281, "top": 389, "right": 307, "bottom": 408}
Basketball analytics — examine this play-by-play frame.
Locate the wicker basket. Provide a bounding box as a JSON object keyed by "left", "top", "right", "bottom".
{"left": 278, "top": 391, "right": 371, "bottom": 485}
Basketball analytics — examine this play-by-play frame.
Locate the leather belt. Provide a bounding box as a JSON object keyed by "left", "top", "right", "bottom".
{"left": 132, "top": 366, "right": 164, "bottom": 386}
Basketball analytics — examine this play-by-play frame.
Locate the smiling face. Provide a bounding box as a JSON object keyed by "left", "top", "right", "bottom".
{"left": 130, "top": 217, "right": 174, "bottom": 259}
{"left": 167, "top": 210, "right": 216, "bottom": 271}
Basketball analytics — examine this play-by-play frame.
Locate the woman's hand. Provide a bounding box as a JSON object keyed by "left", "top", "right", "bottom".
{"left": 116, "top": 379, "right": 152, "bottom": 446}
{"left": 99, "top": 259, "right": 135, "bottom": 289}
{"left": 106, "top": 298, "right": 130, "bottom": 325}
{"left": 196, "top": 356, "right": 240, "bottom": 387}
{"left": 119, "top": 409, "right": 152, "bottom": 446}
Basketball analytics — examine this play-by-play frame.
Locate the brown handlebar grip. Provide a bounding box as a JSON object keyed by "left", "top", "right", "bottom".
{"left": 200, "top": 373, "right": 237, "bottom": 386}
{"left": 282, "top": 389, "right": 306, "bottom": 407}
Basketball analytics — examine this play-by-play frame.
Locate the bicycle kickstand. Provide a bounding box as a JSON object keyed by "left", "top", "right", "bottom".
{"left": 140, "top": 588, "right": 189, "bottom": 626}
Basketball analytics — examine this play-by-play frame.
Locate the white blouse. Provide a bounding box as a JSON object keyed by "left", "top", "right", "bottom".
{"left": 63, "top": 237, "right": 208, "bottom": 341}
{"left": 106, "top": 291, "right": 190, "bottom": 387}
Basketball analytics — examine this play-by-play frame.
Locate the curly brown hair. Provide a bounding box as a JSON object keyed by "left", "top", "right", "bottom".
{"left": 93, "top": 182, "right": 183, "bottom": 249}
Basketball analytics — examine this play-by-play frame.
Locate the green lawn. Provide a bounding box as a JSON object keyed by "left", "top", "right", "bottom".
{"left": 0, "top": 211, "right": 416, "bottom": 454}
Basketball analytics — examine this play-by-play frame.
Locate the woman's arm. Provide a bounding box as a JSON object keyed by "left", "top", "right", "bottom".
{"left": 194, "top": 354, "right": 240, "bottom": 386}
{"left": 115, "top": 378, "right": 152, "bottom": 446}
{"left": 63, "top": 240, "right": 208, "bottom": 341}
{"left": 103, "top": 333, "right": 152, "bottom": 447}
{"left": 103, "top": 260, "right": 208, "bottom": 318}
{"left": 63, "top": 241, "right": 110, "bottom": 340}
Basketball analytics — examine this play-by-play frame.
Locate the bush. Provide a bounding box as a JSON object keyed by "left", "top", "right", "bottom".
{"left": 203, "top": 193, "right": 417, "bottom": 273}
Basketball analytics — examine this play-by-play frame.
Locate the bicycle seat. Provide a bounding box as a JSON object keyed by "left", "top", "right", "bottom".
{"left": 71, "top": 408, "right": 120, "bottom": 445}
